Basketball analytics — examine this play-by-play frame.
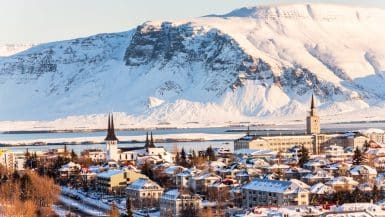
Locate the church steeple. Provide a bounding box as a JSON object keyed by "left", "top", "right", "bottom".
{"left": 306, "top": 94, "right": 320, "bottom": 135}
{"left": 105, "top": 113, "right": 118, "bottom": 141}
{"left": 150, "top": 132, "right": 155, "bottom": 148}
{"left": 309, "top": 94, "right": 317, "bottom": 116}
{"left": 144, "top": 132, "right": 150, "bottom": 151}
{"left": 311, "top": 94, "right": 315, "bottom": 110}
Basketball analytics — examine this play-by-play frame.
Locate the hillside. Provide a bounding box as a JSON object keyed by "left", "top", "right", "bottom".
{"left": 1, "top": 4, "right": 385, "bottom": 129}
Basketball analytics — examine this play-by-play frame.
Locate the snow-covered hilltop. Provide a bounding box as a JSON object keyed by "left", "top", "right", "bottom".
{"left": 0, "top": 43, "right": 36, "bottom": 57}
{"left": 1, "top": 4, "right": 385, "bottom": 128}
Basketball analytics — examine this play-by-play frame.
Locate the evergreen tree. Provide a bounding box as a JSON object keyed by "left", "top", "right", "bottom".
{"left": 63, "top": 144, "right": 69, "bottom": 157}
{"left": 298, "top": 145, "right": 310, "bottom": 168}
{"left": 206, "top": 146, "right": 216, "bottom": 161}
{"left": 141, "top": 162, "right": 153, "bottom": 180}
{"left": 20, "top": 173, "right": 33, "bottom": 202}
{"left": 12, "top": 170, "right": 20, "bottom": 181}
{"left": 175, "top": 152, "right": 181, "bottom": 165}
{"left": 25, "top": 148, "right": 30, "bottom": 158}
{"left": 351, "top": 187, "right": 364, "bottom": 202}
{"left": 70, "top": 149, "right": 78, "bottom": 161}
{"left": 372, "top": 184, "right": 381, "bottom": 203}
{"left": 181, "top": 148, "right": 186, "bottom": 161}
{"left": 191, "top": 150, "right": 198, "bottom": 166}
{"left": 126, "top": 198, "right": 133, "bottom": 217}
{"left": 180, "top": 148, "right": 187, "bottom": 166}
{"left": 352, "top": 147, "right": 363, "bottom": 165}
{"left": 25, "top": 152, "right": 37, "bottom": 169}
{"left": 180, "top": 204, "right": 199, "bottom": 217}
{"left": 363, "top": 140, "right": 370, "bottom": 151}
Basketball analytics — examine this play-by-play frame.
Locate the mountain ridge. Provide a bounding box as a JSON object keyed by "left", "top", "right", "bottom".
{"left": 1, "top": 3, "right": 385, "bottom": 128}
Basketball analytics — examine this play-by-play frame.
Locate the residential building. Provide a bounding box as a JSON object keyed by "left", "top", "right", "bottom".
{"left": 126, "top": 178, "right": 164, "bottom": 208}
{"left": 349, "top": 165, "right": 377, "bottom": 183}
{"left": 0, "top": 149, "right": 15, "bottom": 171}
{"left": 207, "top": 181, "right": 231, "bottom": 202}
{"left": 96, "top": 170, "right": 127, "bottom": 194}
{"left": 59, "top": 162, "right": 81, "bottom": 180}
{"left": 302, "top": 169, "right": 333, "bottom": 185}
{"left": 82, "top": 149, "right": 106, "bottom": 162}
{"left": 242, "top": 179, "right": 310, "bottom": 208}
{"left": 96, "top": 169, "right": 147, "bottom": 194}
{"left": 159, "top": 189, "right": 202, "bottom": 217}
{"left": 325, "top": 144, "right": 352, "bottom": 162}
{"left": 325, "top": 176, "right": 359, "bottom": 192}
{"left": 175, "top": 168, "right": 201, "bottom": 189}
{"left": 190, "top": 172, "right": 221, "bottom": 194}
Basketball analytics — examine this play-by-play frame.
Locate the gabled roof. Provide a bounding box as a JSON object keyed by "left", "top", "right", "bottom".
{"left": 310, "top": 183, "right": 335, "bottom": 194}
{"left": 126, "top": 178, "right": 163, "bottom": 191}
{"left": 303, "top": 169, "right": 333, "bottom": 179}
{"left": 161, "top": 189, "right": 202, "bottom": 201}
{"left": 96, "top": 169, "right": 124, "bottom": 178}
{"left": 349, "top": 165, "right": 377, "bottom": 176}
{"left": 326, "top": 176, "right": 358, "bottom": 186}
{"left": 242, "top": 178, "right": 309, "bottom": 194}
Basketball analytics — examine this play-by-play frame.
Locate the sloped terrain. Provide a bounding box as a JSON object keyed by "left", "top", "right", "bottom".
{"left": 1, "top": 4, "right": 385, "bottom": 128}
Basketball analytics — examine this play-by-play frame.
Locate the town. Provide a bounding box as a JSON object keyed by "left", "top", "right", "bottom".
{"left": 1, "top": 96, "right": 385, "bottom": 216}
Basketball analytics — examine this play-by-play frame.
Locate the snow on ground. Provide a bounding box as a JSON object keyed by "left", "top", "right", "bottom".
{"left": 52, "top": 204, "right": 80, "bottom": 217}
{"left": 1, "top": 107, "right": 385, "bottom": 132}
{"left": 0, "top": 132, "right": 244, "bottom": 145}
{"left": 59, "top": 196, "right": 107, "bottom": 216}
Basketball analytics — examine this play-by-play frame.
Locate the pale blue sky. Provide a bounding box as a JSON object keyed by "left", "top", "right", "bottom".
{"left": 1, "top": 0, "right": 384, "bottom": 44}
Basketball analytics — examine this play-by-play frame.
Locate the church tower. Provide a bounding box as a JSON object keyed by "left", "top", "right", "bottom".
{"left": 306, "top": 94, "right": 320, "bottom": 134}
{"left": 105, "top": 113, "right": 119, "bottom": 161}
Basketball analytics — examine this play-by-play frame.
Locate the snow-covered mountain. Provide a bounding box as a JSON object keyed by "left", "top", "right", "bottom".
{"left": 0, "top": 43, "right": 36, "bottom": 57}
{"left": 1, "top": 4, "right": 385, "bottom": 128}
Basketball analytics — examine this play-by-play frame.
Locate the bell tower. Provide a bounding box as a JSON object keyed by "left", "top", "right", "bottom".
{"left": 105, "top": 113, "right": 119, "bottom": 161}
{"left": 306, "top": 94, "right": 320, "bottom": 134}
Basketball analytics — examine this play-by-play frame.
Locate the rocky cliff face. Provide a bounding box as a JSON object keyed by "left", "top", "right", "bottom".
{"left": 1, "top": 4, "right": 385, "bottom": 125}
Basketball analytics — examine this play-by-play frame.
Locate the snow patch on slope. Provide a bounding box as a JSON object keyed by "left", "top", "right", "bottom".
{"left": 1, "top": 4, "right": 385, "bottom": 129}
{"left": 0, "top": 43, "right": 36, "bottom": 57}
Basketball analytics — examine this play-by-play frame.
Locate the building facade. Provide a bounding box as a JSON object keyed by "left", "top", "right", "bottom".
{"left": 159, "top": 189, "right": 202, "bottom": 217}
{"left": 126, "top": 178, "right": 164, "bottom": 208}
{"left": 242, "top": 179, "right": 309, "bottom": 208}
{"left": 234, "top": 95, "right": 368, "bottom": 154}
{"left": 306, "top": 94, "right": 320, "bottom": 135}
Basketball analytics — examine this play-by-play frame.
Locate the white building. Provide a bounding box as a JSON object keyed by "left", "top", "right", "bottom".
{"left": 0, "top": 149, "right": 15, "bottom": 171}
{"left": 103, "top": 114, "right": 172, "bottom": 163}
{"left": 126, "top": 178, "right": 164, "bottom": 208}
{"left": 59, "top": 162, "right": 81, "bottom": 179}
{"left": 242, "top": 179, "right": 310, "bottom": 208}
{"left": 234, "top": 96, "right": 369, "bottom": 154}
{"left": 159, "top": 189, "right": 202, "bottom": 217}
{"left": 83, "top": 149, "right": 106, "bottom": 162}
{"left": 327, "top": 203, "right": 385, "bottom": 216}
{"left": 325, "top": 144, "right": 352, "bottom": 162}
{"left": 175, "top": 168, "right": 201, "bottom": 189}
